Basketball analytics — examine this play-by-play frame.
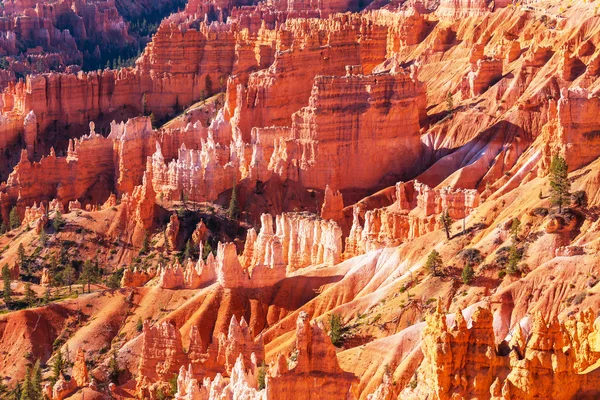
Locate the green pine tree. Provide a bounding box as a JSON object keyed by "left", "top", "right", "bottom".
{"left": 228, "top": 185, "right": 240, "bottom": 220}
{"left": 257, "top": 361, "right": 267, "bottom": 390}
{"left": 425, "top": 250, "right": 443, "bottom": 277}
{"left": 80, "top": 259, "right": 99, "bottom": 293}
{"left": 9, "top": 207, "right": 20, "bottom": 230}
{"left": 462, "top": 263, "right": 475, "bottom": 285}
{"left": 510, "top": 218, "right": 521, "bottom": 242}
{"left": 439, "top": 210, "right": 453, "bottom": 240}
{"left": 140, "top": 230, "right": 150, "bottom": 255}
{"left": 506, "top": 244, "right": 521, "bottom": 276}
{"left": 62, "top": 264, "right": 76, "bottom": 293}
{"left": 51, "top": 349, "right": 65, "bottom": 385}
{"left": 53, "top": 211, "right": 65, "bottom": 232}
{"left": 18, "top": 244, "right": 28, "bottom": 276}
{"left": 19, "top": 366, "right": 32, "bottom": 400}
{"left": 109, "top": 348, "right": 120, "bottom": 384}
{"left": 328, "top": 313, "right": 343, "bottom": 347}
{"left": 549, "top": 154, "right": 570, "bottom": 213}
{"left": 39, "top": 227, "right": 48, "bottom": 246}
{"left": 183, "top": 239, "right": 194, "bottom": 262}
{"left": 24, "top": 283, "right": 35, "bottom": 307}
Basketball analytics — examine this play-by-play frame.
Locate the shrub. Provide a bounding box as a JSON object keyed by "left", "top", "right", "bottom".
{"left": 257, "top": 362, "right": 267, "bottom": 390}
{"left": 53, "top": 211, "right": 66, "bottom": 232}
{"left": 329, "top": 313, "right": 343, "bottom": 347}
{"left": 572, "top": 190, "right": 587, "bottom": 208}
{"left": 459, "top": 248, "right": 483, "bottom": 266}
{"left": 506, "top": 245, "right": 523, "bottom": 275}
{"left": 532, "top": 207, "right": 549, "bottom": 217}
{"left": 462, "top": 264, "right": 475, "bottom": 285}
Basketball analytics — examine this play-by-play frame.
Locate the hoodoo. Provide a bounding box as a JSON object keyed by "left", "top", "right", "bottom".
{"left": 2, "top": 0, "right": 600, "bottom": 399}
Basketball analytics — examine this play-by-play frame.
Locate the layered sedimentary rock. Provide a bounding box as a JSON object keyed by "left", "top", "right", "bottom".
{"left": 137, "top": 321, "right": 189, "bottom": 398}
{"left": 121, "top": 267, "right": 156, "bottom": 287}
{"left": 137, "top": 315, "right": 265, "bottom": 397}
{"left": 402, "top": 303, "right": 600, "bottom": 399}
{"left": 158, "top": 254, "right": 217, "bottom": 289}
{"left": 320, "top": 185, "right": 344, "bottom": 224}
{"left": 241, "top": 213, "right": 343, "bottom": 273}
{"left": 267, "top": 62, "right": 426, "bottom": 190}
{"left": 44, "top": 347, "right": 89, "bottom": 400}
{"left": 267, "top": 311, "right": 358, "bottom": 399}
{"left": 345, "top": 180, "right": 479, "bottom": 256}
{"left": 173, "top": 312, "right": 357, "bottom": 399}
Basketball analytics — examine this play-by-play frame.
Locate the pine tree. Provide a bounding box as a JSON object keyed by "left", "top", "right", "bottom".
{"left": 228, "top": 184, "right": 240, "bottom": 220}
{"left": 141, "top": 92, "right": 148, "bottom": 115}
{"left": 81, "top": 259, "right": 98, "bottom": 293}
{"left": 39, "top": 228, "right": 48, "bottom": 247}
{"left": 19, "top": 366, "right": 32, "bottom": 400}
{"left": 140, "top": 230, "right": 150, "bottom": 255}
{"left": 9, "top": 206, "right": 20, "bottom": 230}
{"left": 52, "top": 349, "right": 64, "bottom": 385}
{"left": 425, "top": 250, "right": 443, "bottom": 277}
{"left": 53, "top": 211, "right": 65, "bottom": 232}
{"left": 446, "top": 91, "right": 454, "bottom": 113}
{"left": 43, "top": 287, "right": 50, "bottom": 305}
{"left": 109, "top": 348, "right": 120, "bottom": 384}
{"left": 31, "top": 360, "right": 42, "bottom": 399}
{"left": 439, "top": 210, "right": 453, "bottom": 240}
{"left": 2, "top": 264, "right": 12, "bottom": 306}
{"left": 257, "top": 361, "right": 267, "bottom": 390}
{"left": 202, "top": 241, "right": 213, "bottom": 261}
{"left": 24, "top": 283, "right": 35, "bottom": 307}
{"left": 510, "top": 218, "right": 521, "bottom": 242}
{"left": 183, "top": 239, "right": 194, "bottom": 262}
{"left": 462, "top": 263, "right": 475, "bottom": 285}
{"left": 549, "top": 154, "right": 570, "bottom": 213}
{"left": 506, "top": 244, "right": 521, "bottom": 276}
{"left": 328, "top": 313, "right": 343, "bottom": 347}
{"left": 18, "top": 244, "right": 27, "bottom": 275}
{"left": 63, "top": 264, "right": 76, "bottom": 293}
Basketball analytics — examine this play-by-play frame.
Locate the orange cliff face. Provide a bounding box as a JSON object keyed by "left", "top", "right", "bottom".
{"left": 6, "top": 0, "right": 600, "bottom": 399}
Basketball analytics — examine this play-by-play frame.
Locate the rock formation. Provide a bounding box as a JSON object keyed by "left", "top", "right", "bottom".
{"left": 345, "top": 180, "right": 480, "bottom": 257}
{"left": 402, "top": 303, "right": 600, "bottom": 399}
{"left": 166, "top": 213, "right": 180, "bottom": 250}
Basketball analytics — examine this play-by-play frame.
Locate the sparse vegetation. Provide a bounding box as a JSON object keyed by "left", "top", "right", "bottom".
{"left": 53, "top": 211, "right": 66, "bottom": 232}
{"left": 425, "top": 250, "right": 443, "bottom": 277}
{"left": 52, "top": 349, "right": 65, "bottom": 385}
{"left": 446, "top": 91, "right": 454, "bottom": 113}
{"left": 549, "top": 154, "right": 570, "bottom": 213}
{"left": 439, "top": 210, "right": 453, "bottom": 240}
{"left": 510, "top": 218, "right": 521, "bottom": 242}
{"left": 459, "top": 248, "right": 483, "bottom": 266}
{"left": 9, "top": 207, "right": 20, "bottom": 230}
{"left": 572, "top": 190, "right": 587, "bottom": 208}
{"left": 329, "top": 313, "right": 344, "bottom": 347}
{"left": 109, "top": 348, "right": 121, "bottom": 384}
{"left": 257, "top": 361, "right": 267, "bottom": 390}
{"left": 462, "top": 263, "right": 475, "bottom": 285}
{"left": 228, "top": 184, "right": 240, "bottom": 220}
{"left": 506, "top": 244, "right": 522, "bottom": 276}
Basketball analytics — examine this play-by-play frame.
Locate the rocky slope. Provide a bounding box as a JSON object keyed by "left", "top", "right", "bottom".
{"left": 2, "top": 0, "right": 600, "bottom": 399}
